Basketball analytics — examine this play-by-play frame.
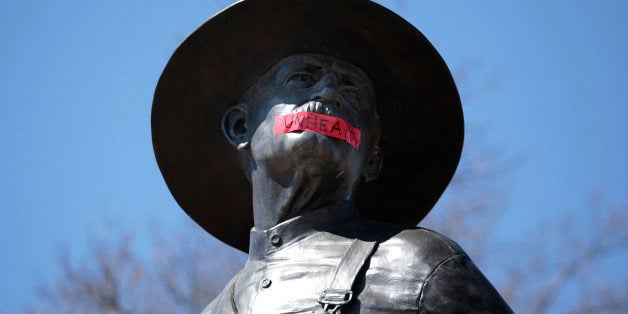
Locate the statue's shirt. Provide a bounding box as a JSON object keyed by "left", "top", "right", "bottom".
{"left": 204, "top": 204, "right": 512, "bottom": 313}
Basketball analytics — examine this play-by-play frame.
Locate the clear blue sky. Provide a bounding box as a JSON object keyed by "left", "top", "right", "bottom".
{"left": 1, "top": 0, "right": 626, "bottom": 312}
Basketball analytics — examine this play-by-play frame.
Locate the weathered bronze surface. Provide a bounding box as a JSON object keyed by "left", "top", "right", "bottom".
{"left": 152, "top": 0, "right": 512, "bottom": 312}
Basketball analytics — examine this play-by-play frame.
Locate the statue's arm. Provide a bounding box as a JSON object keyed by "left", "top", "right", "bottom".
{"left": 417, "top": 253, "right": 513, "bottom": 313}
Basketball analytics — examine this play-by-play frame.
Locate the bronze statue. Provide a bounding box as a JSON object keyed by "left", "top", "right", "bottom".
{"left": 152, "top": 0, "right": 512, "bottom": 312}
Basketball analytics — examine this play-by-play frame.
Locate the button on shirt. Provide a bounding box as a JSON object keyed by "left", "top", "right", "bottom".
{"left": 203, "top": 202, "right": 512, "bottom": 313}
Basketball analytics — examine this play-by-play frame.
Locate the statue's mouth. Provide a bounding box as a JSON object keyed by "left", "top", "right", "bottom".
{"left": 291, "top": 100, "right": 334, "bottom": 116}
{"left": 274, "top": 106, "right": 361, "bottom": 149}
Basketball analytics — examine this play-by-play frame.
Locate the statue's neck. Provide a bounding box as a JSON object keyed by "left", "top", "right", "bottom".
{"left": 250, "top": 165, "right": 354, "bottom": 230}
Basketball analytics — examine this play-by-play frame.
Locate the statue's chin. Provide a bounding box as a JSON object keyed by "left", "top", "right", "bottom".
{"left": 253, "top": 130, "right": 361, "bottom": 187}
{"left": 285, "top": 131, "right": 348, "bottom": 151}
{"left": 283, "top": 132, "right": 350, "bottom": 163}
{"left": 283, "top": 130, "right": 332, "bottom": 143}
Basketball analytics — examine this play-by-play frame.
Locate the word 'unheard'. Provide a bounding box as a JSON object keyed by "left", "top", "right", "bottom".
{"left": 274, "top": 112, "right": 361, "bottom": 149}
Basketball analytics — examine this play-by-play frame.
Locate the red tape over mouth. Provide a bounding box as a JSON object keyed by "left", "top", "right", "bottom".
{"left": 274, "top": 112, "right": 361, "bottom": 149}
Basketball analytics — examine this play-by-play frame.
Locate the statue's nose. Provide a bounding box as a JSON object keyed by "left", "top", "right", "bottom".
{"left": 312, "top": 75, "right": 342, "bottom": 108}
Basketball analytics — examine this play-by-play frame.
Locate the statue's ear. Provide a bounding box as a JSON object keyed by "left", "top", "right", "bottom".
{"left": 362, "top": 146, "right": 383, "bottom": 182}
{"left": 221, "top": 105, "right": 249, "bottom": 149}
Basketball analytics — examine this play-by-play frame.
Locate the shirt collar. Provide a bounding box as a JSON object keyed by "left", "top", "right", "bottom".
{"left": 248, "top": 201, "right": 357, "bottom": 260}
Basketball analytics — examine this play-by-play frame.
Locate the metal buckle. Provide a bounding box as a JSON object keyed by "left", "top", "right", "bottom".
{"left": 318, "top": 289, "right": 353, "bottom": 313}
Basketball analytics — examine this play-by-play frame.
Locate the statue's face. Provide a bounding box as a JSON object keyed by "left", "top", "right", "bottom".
{"left": 228, "top": 53, "right": 381, "bottom": 184}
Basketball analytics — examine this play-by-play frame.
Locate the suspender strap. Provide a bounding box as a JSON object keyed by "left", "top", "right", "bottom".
{"left": 317, "top": 223, "right": 389, "bottom": 313}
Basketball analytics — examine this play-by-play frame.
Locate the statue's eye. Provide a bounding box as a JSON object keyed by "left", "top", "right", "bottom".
{"left": 284, "top": 72, "right": 316, "bottom": 88}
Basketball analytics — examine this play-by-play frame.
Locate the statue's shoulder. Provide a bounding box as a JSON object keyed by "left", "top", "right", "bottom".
{"left": 387, "top": 226, "right": 463, "bottom": 252}
{"left": 372, "top": 223, "right": 466, "bottom": 270}
{"left": 336, "top": 217, "right": 467, "bottom": 275}
{"left": 202, "top": 269, "right": 241, "bottom": 313}
{"left": 337, "top": 217, "right": 464, "bottom": 260}
{"left": 366, "top": 222, "right": 513, "bottom": 313}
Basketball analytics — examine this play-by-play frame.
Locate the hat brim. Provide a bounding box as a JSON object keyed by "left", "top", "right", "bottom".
{"left": 152, "top": 0, "right": 463, "bottom": 252}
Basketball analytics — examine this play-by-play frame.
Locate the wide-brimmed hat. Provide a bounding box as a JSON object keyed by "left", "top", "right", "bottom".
{"left": 152, "top": 0, "right": 463, "bottom": 252}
